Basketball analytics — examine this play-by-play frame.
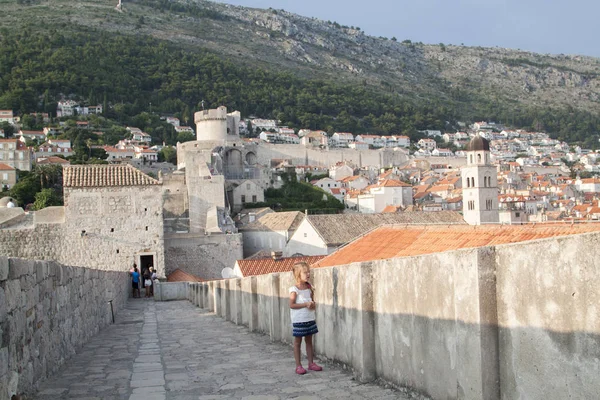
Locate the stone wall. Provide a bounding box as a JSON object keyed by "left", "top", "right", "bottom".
{"left": 181, "top": 231, "right": 600, "bottom": 400}
{"left": 0, "top": 257, "right": 129, "bottom": 400}
{"left": 163, "top": 233, "right": 243, "bottom": 279}
{"left": 255, "top": 143, "right": 409, "bottom": 168}
{"left": 0, "top": 185, "right": 165, "bottom": 276}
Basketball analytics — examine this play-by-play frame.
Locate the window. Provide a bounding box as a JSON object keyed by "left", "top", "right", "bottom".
{"left": 486, "top": 199, "right": 492, "bottom": 210}
{"left": 515, "top": 212, "right": 520, "bottom": 217}
{"left": 252, "top": 195, "right": 257, "bottom": 203}
{"left": 470, "top": 177, "right": 475, "bottom": 187}
{"left": 246, "top": 183, "right": 251, "bottom": 190}
{"left": 469, "top": 155, "right": 473, "bottom": 164}
{"left": 466, "top": 177, "right": 471, "bottom": 188}
{"left": 241, "top": 195, "right": 246, "bottom": 203}
{"left": 477, "top": 154, "right": 482, "bottom": 162}
{"left": 2, "top": 173, "right": 7, "bottom": 180}
{"left": 328, "top": 183, "right": 330, "bottom": 187}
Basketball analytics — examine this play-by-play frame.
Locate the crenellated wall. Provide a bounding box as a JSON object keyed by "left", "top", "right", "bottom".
{"left": 165, "top": 230, "right": 600, "bottom": 400}
{"left": 0, "top": 257, "right": 129, "bottom": 400}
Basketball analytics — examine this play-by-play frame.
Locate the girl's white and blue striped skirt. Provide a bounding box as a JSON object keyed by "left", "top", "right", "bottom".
{"left": 292, "top": 320, "right": 319, "bottom": 337}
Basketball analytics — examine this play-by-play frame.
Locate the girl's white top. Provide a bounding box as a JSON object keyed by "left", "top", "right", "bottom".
{"left": 289, "top": 286, "right": 315, "bottom": 323}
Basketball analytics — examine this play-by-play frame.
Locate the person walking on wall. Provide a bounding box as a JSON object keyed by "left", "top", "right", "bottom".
{"left": 149, "top": 266, "right": 157, "bottom": 296}
{"left": 143, "top": 268, "right": 152, "bottom": 298}
{"left": 289, "top": 262, "right": 323, "bottom": 375}
{"left": 130, "top": 265, "right": 140, "bottom": 298}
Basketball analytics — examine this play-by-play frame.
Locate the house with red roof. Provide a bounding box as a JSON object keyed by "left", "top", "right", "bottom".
{"left": 232, "top": 254, "right": 325, "bottom": 278}
{"left": 0, "top": 163, "right": 16, "bottom": 189}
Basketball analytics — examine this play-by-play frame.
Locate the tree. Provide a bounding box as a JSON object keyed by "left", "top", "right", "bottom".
{"left": 32, "top": 188, "right": 62, "bottom": 210}
{"left": 176, "top": 132, "right": 195, "bottom": 143}
{"left": 159, "top": 146, "right": 177, "bottom": 164}
{"left": 0, "top": 124, "right": 13, "bottom": 139}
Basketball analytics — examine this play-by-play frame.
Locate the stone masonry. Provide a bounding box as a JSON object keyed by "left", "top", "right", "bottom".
{"left": 0, "top": 256, "right": 129, "bottom": 400}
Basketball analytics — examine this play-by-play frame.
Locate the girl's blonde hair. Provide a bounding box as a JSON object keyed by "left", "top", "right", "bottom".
{"left": 292, "top": 262, "right": 309, "bottom": 283}
{"left": 292, "top": 262, "right": 314, "bottom": 298}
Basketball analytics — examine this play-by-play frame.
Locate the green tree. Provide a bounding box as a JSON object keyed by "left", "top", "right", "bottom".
{"left": 176, "top": 131, "right": 195, "bottom": 143}
{"left": 32, "top": 188, "right": 62, "bottom": 210}
{"left": 158, "top": 146, "right": 177, "bottom": 164}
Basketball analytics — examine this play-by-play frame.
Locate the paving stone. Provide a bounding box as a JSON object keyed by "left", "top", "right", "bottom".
{"left": 31, "top": 300, "right": 421, "bottom": 400}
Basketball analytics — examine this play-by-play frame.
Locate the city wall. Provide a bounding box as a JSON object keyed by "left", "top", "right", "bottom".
{"left": 162, "top": 231, "right": 600, "bottom": 400}
{"left": 163, "top": 233, "right": 243, "bottom": 279}
{"left": 254, "top": 144, "right": 409, "bottom": 168}
{"left": 0, "top": 257, "right": 129, "bottom": 400}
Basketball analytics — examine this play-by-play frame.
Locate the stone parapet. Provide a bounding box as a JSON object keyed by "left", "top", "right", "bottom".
{"left": 182, "top": 230, "right": 600, "bottom": 400}
{"left": 0, "top": 257, "right": 129, "bottom": 399}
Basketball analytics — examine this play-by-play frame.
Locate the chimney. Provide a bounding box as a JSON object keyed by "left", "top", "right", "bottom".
{"left": 271, "top": 251, "right": 283, "bottom": 260}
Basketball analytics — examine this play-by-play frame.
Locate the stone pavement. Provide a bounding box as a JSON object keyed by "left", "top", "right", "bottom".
{"left": 32, "top": 299, "right": 419, "bottom": 400}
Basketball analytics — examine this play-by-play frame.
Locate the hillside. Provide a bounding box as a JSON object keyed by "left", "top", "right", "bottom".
{"left": 1, "top": 0, "right": 600, "bottom": 140}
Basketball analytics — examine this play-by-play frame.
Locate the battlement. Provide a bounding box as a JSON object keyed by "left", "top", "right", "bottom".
{"left": 194, "top": 106, "right": 228, "bottom": 124}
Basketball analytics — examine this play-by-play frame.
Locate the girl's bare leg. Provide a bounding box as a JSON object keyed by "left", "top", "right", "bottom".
{"left": 305, "top": 335, "right": 314, "bottom": 364}
{"left": 293, "top": 337, "right": 303, "bottom": 367}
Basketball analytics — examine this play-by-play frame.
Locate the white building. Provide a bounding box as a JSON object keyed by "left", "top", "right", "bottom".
{"left": 394, "top": 135, "right": 410, "bottom": 148}
{"left": 0, "top": 110, "right": 17, "bottom": 125}
{"left": 417, "top": 138, "right": 437, "bottom": 151}
{"left": 461, "top": 135, "right": 499, "bottom": 225}
{"left": 232, "top": 180, "right": 265, "bottom": 212}
{"left": 329, "top": 163, "right": 354, "bottom": 181}
{"left": 331, "top": 132, "right": 354, "bottom": 147}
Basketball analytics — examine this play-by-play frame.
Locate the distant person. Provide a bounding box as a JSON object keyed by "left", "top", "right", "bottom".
{"left": 150, "top": 267, "right": 157, "bottom": 296}
{"left": 143, "top": 268, "right": 152, "bottom": 298}
{"left": 289, "top": 262, "right": 322, "bottom": 375}
{"left": 6, "top": 198, "right": 15, "bottom": 208}
{"left": 130, "top": 265, "right": 140, "bottom": 298}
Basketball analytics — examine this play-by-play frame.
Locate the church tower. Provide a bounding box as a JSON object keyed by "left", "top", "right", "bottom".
{"left": 461, "top": 134, "right": 499, "bottom": 225}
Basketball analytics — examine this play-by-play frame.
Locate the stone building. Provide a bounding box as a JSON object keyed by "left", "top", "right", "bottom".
{"left": 462, "top": 134, "right": 500, "bottom": 225}
{"left": 0, "top": 164, "right": 165, "bottom": 276}
{"left": 0, "top": 139, "right": 32, "bottom": 171}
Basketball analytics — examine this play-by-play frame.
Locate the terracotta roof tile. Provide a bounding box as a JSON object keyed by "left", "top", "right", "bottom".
{"left": 167, "top": 269, "right": 205, "bottom": 282}
{"left": 315, "top": 224, "right": 600, "bottom": 268}
{"left": 306, "top": 212, "right": 466, "bottom": 246}
{"left": 236, "top": 255, "right": 326, "bottom": 277}
{"left": 0, "top": 163, "right": 15, "bottom": 171}
{"left": 63, "top": 164, "right": 160, "bottom": 187}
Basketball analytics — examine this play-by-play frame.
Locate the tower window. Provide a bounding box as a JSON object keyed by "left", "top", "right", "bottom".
{"left": 477, "top": 154, "right": 482, "bottom": 162}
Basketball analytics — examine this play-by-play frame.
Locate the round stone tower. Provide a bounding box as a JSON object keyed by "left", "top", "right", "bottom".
{"left": 194, "top": 106, "right": 228, "bottom": 142}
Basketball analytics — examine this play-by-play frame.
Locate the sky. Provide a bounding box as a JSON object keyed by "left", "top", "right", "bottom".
{"left": 213, "top": 0, "right": 600, "bottom": 58}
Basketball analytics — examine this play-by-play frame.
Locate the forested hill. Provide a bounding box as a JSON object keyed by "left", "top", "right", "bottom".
{"left": 1, "top": 0, "right": 600, "bottom": 144}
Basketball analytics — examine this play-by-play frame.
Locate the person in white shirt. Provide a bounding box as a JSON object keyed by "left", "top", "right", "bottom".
{"left": 289, "top": 262, "right": 323, "bottom": 375}
{"left": 6, "top": 199, "right": 15, "bottom": 208}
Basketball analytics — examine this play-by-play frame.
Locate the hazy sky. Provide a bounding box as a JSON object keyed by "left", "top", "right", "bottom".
{"left": 214, "top": 0, "right": 600, "bottom": 58}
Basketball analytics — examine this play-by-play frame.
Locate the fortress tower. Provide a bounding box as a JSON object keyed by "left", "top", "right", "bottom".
{"left": 194, "top": 106, "right": 228, "bottom": 142}
{"left": 461, "top": 134, "right": 499, "bottom": 225}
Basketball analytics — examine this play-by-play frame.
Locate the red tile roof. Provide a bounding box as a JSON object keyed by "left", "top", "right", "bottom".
{"left": 0, "top": 163, "right": 15, "bottom": 171}
{"left": 377, "top": 179, "right": 411, "bottom": 187}
{"left": 314, "top": 224, "right": 600, "bottom": 268}
{"left": 167, "top": 269, "right": 205, "bottom": 282}
{"left": 36, "top": 156, "right": 70, "bottom": 165}
{"left": 236, "top": 255, "right": 326, "bottom": 277}
{"left": 63, "top": 164, "right": 160, "bottom": 187}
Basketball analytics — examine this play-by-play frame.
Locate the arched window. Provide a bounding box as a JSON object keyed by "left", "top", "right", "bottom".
{"left": 471, "top": 177, "right": 475, "bottom": 187}
{"left": 477, "top": 154, "right": 482, "bottom": 163}
{"left": 470, "top": 155, "right": 473, "bottom": 164}
{"left": 467, "top": 177, "right": 471, "bottom": 188}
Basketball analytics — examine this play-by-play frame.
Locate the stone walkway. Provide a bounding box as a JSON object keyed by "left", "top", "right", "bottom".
{"left": 32, "top": 299, "right": 418, "bottom": 400}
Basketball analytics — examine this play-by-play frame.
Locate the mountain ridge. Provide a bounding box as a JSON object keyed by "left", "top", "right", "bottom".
{"left": 1, "top": 0, "right": 600, "bottom": 138}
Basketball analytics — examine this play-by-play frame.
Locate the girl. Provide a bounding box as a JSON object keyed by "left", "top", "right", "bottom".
{"left": 289, "top": 262, "right": 323, "bottom": 375}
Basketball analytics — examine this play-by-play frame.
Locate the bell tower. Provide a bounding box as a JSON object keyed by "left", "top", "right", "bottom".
{"left": 461, "top": 134, "right": 499, "bottom": 225}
